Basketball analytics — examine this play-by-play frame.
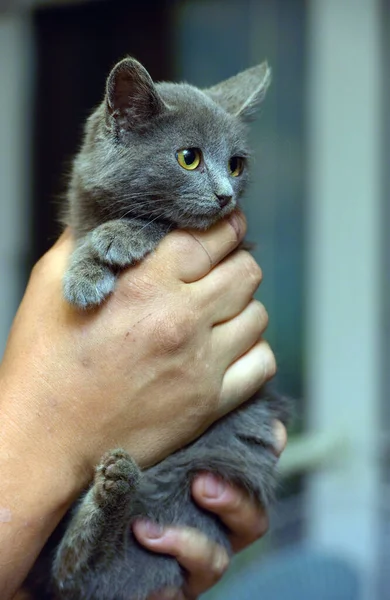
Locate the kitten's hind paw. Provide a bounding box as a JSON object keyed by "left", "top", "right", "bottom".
{"left": 94, "top": 449, "right": 140, "bottom": 508}
{"left": 63, "top": 263, "right": 116, "bottom": 308}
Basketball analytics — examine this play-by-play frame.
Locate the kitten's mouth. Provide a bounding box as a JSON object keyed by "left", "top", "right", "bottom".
{"left": 219, "top": 200, "right": 236, "bottom": 217}
{"left": 213, "top": 199, "right": 237, "bottom": 222}
{"left": 176, "top": 200, "right": 236, "bottom": 230}
{"left": 209, "top": 196, "right": 236, "bottom": 217}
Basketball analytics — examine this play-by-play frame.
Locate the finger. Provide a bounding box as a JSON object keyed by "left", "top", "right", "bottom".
{"left": 273, "top": 419, "right": 287, "bottom": 456}
{"left": 219, "top": 339, "right": 276, "bottom": 416}
{"left": 133, "top": 521, "right": 229, "bottom": 598}
{"left": 212, "top": 300, "right": 268, "bottom": 367}
{"left": 156, "top": 211, "right": 246, "bottom": 283}
{"left": 193, "top": 249, "right": 262, "bottom": 324}
{"left": 192, "top": 475, "right": 268, "bottom": 553}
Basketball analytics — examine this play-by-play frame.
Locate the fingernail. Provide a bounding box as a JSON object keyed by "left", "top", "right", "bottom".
{"left": 203, "top": 473, "right": 226, "bottom": 498}
{"left": 135, "top": 519, "right": 164, "bottom": 539}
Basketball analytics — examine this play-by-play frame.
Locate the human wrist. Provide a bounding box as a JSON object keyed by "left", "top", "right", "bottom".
{"left": 0, "top": 372, "right": 85, "bottom": 599}
{"left": 0, "top": 365, "right": 87, "bottom": 508}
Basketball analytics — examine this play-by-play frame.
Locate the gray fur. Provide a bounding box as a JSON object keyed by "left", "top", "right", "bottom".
{"left": 23, "top": 58, "right": 290, "bottom": 600}
{"left": 62, "top": 57, "right": 270, "bottom": 307}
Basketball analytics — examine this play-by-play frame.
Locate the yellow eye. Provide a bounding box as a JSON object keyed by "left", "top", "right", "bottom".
{"left": 176, "top": 148, "right": 202, "bottom": 170}
{"left": 229, "top": 156, "right": 244, "bottom": 177}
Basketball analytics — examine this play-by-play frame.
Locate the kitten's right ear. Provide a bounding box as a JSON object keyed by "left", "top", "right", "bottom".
{"left": 105, "top": 58, "right": 166, "bottom": 131}
{"left": 205, "top": 62, "right": 271, "bottom": 121}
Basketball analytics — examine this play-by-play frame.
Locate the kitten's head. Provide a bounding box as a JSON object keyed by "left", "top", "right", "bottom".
{"left": 78, "top": 57, "right": 270, "bottom": 230}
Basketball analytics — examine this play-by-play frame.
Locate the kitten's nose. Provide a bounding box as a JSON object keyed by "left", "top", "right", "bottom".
{"left": 216, "top": 194, "right": 233, "bottom": 208}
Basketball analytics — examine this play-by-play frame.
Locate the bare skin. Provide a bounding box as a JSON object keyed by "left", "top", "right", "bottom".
{"left": 0, "top": 211, "right": 283, "bottom": 599}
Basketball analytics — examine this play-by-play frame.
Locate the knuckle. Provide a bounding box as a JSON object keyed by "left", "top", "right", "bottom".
{"left": 260, "top": 340, "right": 277, "bottom": 378}
{"left": 239, "top": 252, "right": 262, "bottom": 288}
{"left": 252, "top": 300, "right": 269, "bottom": 330}
{"left": 118, "top": 272, "right": 158, "bottom": 302}
{"left": 210, "top": 548, "right": 230, "bottom": 581}
{"left": 151, "top": 307, "right": 195, "bottom": 354}
{"left": 228, "top": 211, "right": 247, "bottom": 241}
{"left": 272, "top": 419, "right": 287, "bottom": 455}
{"left": 178, "top": 528, "right": 195, "bottom": 550}
{"left": 159, "top": 230, "right": 195, "bottom": 258}
{"left": 173, "top": 528, "right": 201, "bottom": 561}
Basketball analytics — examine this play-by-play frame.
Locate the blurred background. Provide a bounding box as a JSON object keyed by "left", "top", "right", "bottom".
{"left": 0, "top": 0, "right": 387, "bottom": 598}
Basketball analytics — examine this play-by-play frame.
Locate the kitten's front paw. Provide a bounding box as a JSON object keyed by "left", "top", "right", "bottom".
{"left": 91, "top": 223, "right": 149, "bottom": 267}
{"left": 63, "top": 264, "right": 116, "bottom": 308}
{"left": 94, "top": 449, "right": 140, "bottom": 507}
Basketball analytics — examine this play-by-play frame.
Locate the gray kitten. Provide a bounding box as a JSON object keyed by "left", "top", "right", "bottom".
{"left": 24, "top": 58, "right": 290, "bottom": 600}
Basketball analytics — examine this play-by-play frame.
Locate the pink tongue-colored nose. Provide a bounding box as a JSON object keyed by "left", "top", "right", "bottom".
{"left": 216, "top": 194, "right": 232, "bottom": 208}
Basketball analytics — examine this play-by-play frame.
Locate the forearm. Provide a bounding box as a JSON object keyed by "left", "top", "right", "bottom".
{"left": 0, "top": 379, "right": 83, "bottom": 599}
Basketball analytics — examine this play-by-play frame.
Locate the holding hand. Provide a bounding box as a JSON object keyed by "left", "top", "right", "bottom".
{"left": 1, "top": 211, "right": 274, "bottom": 486}
{"left": 134, "top": 421, "right": 287, "bottom": 600}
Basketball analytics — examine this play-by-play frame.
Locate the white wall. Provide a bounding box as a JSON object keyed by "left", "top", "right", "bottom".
{"left": 305, "top": 1, "right": 383, "bottom": 597}
{"left": 0, "top": 11, "right": 34, "bottom": 355}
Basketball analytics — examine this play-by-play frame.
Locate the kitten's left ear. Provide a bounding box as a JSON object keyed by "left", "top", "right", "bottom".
{"left": 204, "top": 62, "right": 271, "bottom": 120}
{"left": 105, "top": 57, "right": 167, "bottom": 131}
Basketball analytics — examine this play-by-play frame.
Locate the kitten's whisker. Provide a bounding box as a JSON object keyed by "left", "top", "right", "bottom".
{"left": 118, "top": 206, "right": 163, "bottom": 221}
{"left": 138, "top": 213, "right": 164, "bottom": 232}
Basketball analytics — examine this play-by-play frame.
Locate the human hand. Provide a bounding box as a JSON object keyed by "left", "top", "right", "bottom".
{"left": 0, "top": 211, "right": 275, "bottom": 492}
{"left": 133, "top": 421, "right": 287, "bottom": 600}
